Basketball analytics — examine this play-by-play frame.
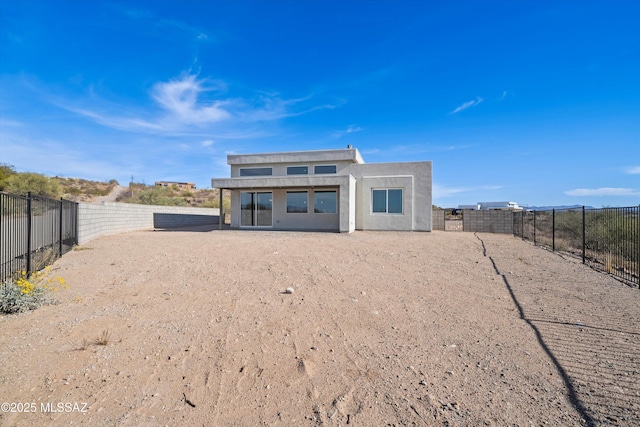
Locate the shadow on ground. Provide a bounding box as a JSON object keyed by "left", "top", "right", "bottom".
{"left": 476, "top": 233, "right": 640, "bottom": 426}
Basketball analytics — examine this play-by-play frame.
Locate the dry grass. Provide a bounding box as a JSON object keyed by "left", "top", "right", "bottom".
{"left": 95, "top": 329, "right": 111, "bottom": 346}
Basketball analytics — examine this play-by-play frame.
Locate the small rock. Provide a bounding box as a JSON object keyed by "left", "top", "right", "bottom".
{"left": 285, "top": 287, "right": 294, "bottom": 294}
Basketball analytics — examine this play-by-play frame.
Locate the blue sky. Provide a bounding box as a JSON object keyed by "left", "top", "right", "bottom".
{"left": 1, "top": 0, "right": 639, "bottom": 208}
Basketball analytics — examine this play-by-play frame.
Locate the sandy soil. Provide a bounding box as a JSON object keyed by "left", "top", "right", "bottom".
{"left": 1, "top": 229, "right": 639, "bottom": 426}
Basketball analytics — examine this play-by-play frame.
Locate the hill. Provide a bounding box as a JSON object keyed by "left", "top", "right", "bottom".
{"left": 0, "top": 164, "right": 228, "bottom": 209}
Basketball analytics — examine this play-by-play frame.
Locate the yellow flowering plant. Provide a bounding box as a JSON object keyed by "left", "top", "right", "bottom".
{"left": 1, "top": 267, "right": 68, "bottom": 314}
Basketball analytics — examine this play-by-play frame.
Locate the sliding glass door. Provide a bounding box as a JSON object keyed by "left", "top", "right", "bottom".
{"left": 240, "top": 192, "right": 272, "bottom": 227}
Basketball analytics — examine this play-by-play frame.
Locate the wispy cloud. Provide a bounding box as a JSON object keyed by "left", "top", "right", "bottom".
{"left": 433, "top": 183, "right": 502, "bottom": 199}
{"left": 151, "top": 74, "right": 231, "bottom": 124}
{"left": 0, "top": 119, "right": 23, "bottom": 127}
{"left": 565, "top": 187, "right": 640, "bottom": 196}
{"left": 450, "top": 97, "right": 483, "bottom": 114}
{"left": 626, "top": 166, "right": 640, "bottom": 174}
{"left": 122, "top": 7, "right": 212, "bottom": 42}
{"left": 157, "top": 18, "right": 212, "bottom": 41}
{"left": 57, "top": 72, "right": 337, "bottom": 138}
{"left": 386, "top": 143, "right": 473, "bottom": 155}
{"left": 331, "top": 124, "right": 362, "bottom": 139}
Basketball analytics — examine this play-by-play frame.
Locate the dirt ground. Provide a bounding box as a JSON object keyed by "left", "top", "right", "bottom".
{"left": 1, "top": 229, "right": 639, "bottom": 426}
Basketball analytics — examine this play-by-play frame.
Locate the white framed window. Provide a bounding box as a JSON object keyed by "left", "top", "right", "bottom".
{"left": 314, "top": 165, "right": 337, "bottom": 174}
{"left": 372, "top": 188, "right": 403, "bottom": 214}
{"left": 240, "top": 167, "right": 272, "bottom": 177}
{"left": 287, "top": 166, "right": 309, "bottom": 175}
{"left": 286, "top": 191, "right": 308, "bottom": 213}
{"left": 314, "top": 190, "right": 337, "bottom": 214}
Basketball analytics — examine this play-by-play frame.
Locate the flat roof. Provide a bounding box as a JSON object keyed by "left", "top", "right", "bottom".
{"left": 227, "top": 148, "right": 364, "bottom": 165}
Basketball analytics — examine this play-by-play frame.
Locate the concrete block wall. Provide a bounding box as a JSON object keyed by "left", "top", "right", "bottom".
{"left": 463, "top": 210, "right": 513, "bottom": 234}
{"left": 78, "top": 202, "right": 219, "bottom": 244}
{"left": 432, "top": 209, "right": 445, "bottom": 230}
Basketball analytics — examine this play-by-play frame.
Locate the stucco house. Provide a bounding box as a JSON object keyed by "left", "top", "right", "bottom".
{"left": 211, "top": 147, "right": 432, "bottom": 233}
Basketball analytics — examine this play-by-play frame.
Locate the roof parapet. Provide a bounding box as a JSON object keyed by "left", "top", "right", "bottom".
{"left": 227, "top": 148, "right": 364, "bottom": 165}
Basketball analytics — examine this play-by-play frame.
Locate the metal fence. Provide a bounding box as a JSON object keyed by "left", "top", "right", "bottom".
{"left": 1, "top": 192, "right": 78, "bottom": 282}
{"left": 514, "top": 206, "right": 640, "bottom": 287}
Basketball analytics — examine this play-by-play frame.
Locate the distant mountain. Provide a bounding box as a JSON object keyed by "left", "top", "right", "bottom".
{"left": 526, "top": 205, "right": 595, "bottom": 211}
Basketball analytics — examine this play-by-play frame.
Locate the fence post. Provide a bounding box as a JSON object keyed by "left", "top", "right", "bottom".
{"left": 582, "top": 206, "right": 586, "bottom": 264}
{"left": 75, "top": 203, "right": 79, "bottom": 246}
{"left": 533, "top": 210, "right": 536, "bottom": 245}
{"left": 26, "top": 191, "right": 32, "bottom": 277}
{"left": 552, "top": 209, "right": 555, "bottom": 252}
{"left": 59, "top": 198, "right": 64, "bottom": 256}
{"left": 219, "top": 189, "right": 223, "bottom": 230}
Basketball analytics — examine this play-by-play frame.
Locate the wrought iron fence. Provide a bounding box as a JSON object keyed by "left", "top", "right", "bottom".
{"left": 514, "top": 206, "right": 640, "bottom": 287}
{"left": 1, "top": 192, "right": 78, "bottom": 282}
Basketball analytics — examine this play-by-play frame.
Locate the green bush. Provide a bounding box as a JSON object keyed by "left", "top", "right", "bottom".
{"left": 0, "top": 163, "right": 17, "bottom": 190}
{"left": 3, "top": 172, "right": 62, "bottom": 198}
{"left": 128, "top": 186, "right": 188, "bottom": 206}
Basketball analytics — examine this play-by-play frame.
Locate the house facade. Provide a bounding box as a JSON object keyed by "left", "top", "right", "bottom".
{"left": 211, "top": 148, "right": 432, "bottom": 233}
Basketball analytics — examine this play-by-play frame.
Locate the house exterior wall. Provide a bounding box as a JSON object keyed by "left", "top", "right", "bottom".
{"left": 212, "top": 148, "right": 431, "bottom": 233}
{"left": 348, "top": 162, "right": 432, "bottom": 231}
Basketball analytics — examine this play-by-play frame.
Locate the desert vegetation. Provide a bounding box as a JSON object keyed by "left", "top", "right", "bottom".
{"left": 0, "top": 163, "right": 230, "bottom": 208}
{"left": 517, "top": 207, "right": 639, "bottom": 285}
{"left": 117, "top": 183, "right": 230, "bottom": 210}
{"left": 0, "top": 267, "right": 68, "bottom": 314}
{"left": 0, "top": 163, "right": 117, "bottom": 201}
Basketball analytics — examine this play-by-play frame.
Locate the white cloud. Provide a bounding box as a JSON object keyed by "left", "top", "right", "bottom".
{"left": 0, "top": 119, "right": 23, "bottom": 127}
{"left": 58, "top": 72, "right": 337, "bottom": 138}
{"left": 626, "top": 166, "right": 640, "bottom": 174}
{"left": 450, "top": 97, "right": 483, "bottom": 114}
{"left": 158, "top": 19, "right": 212, "bottom": 41}
{"left": 433, "top": 183, "right": 502, "bottom": 199}
{"left": 331, "top": 124, "right": 362, "bottom": 139}
{"left": 151, "top": 74, "right": 231, "bottom": 124}
{"left": 201, "top": 139, "right": 214, "bottom": 147}
{"left": 565, "top": 187, "right": 640, "bottom": 196}
{"left": 433, "top": 184, "right": 469, "bottom": 198}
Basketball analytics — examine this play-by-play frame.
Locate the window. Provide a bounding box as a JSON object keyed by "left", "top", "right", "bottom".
{"left": 314, "top": 165, "right": 337, "bottom": 174}
{"left": 286, "top": 191, "right": 308, "bottom": 213}
{"left": 372, "top": 189, "right": 403, "bottom": 214}
{"left": 240, "top": 167, "right": 272, "bottom": 177}
{"left": 287, "top": 166, "right": 308, "bottom": 175}
{"left": 314, "top": 191, "right": 337, "bottom": 214}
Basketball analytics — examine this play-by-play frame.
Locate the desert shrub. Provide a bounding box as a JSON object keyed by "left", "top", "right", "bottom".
{"left": 3, "top": 172, "right": 62, "bottom": 198}
{"left": 128, "top": 186, "right": 188, "bottom": 206}
{"left": 90, "top": 188, "right": 110, "bottom": 196}
{"left": 204, "top": 192, "right": 231, "bottom": 210}
{"left": 0, "top": 163, "right": 17, "bottom": 190}
{"left": 0, "top": 268, "right": 68, "bottom": 314}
